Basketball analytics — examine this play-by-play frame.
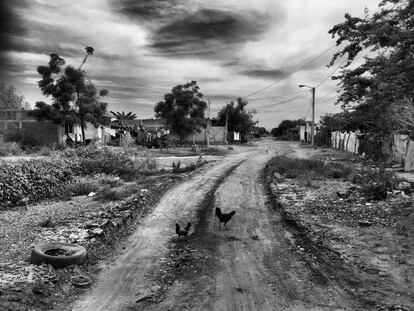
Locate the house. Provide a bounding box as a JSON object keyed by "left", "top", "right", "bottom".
{"left": 113, "top": 118, "right": 227, "bottom": 145}
{"left": 0, "top": 108, "right": 112, "bottom": 146}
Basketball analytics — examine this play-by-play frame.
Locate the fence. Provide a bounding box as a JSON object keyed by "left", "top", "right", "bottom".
{"left": 330, "top": 131, "right": 414, "bottom": 172}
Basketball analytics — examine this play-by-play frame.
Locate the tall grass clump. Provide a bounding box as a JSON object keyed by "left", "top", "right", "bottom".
{"left": 265, "top": 156, "right": 352, "bottom": 180}
{"left": 62, "top": 145, "right": 158, "bottom": 178}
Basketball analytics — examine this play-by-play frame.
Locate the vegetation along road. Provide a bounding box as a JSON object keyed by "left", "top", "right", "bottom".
{"left": 70, "top": 140, "right": 380, "bottom": 311}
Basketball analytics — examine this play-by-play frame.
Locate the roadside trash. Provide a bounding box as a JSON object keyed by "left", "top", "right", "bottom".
{"left": 71, "top": 275, "right": 92, "bottom": 288}
{"left": 31, "top": 242, "right": 87, "bottom": 268}
{"left": 88, "top": 192, "right": 96, "bottom": 197}
{"left": 358, "top": 220, "right": 372, "bottom": 227}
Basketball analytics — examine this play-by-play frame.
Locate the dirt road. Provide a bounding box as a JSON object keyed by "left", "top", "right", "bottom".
{"left": 72, "top": 141, "right": 365, "bottom": 311}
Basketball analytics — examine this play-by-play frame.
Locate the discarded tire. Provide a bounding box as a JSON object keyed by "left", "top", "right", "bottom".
{"left": 31, "top": 242, "right": 87, "bottom": 268}
{"left": 71, "top": 275, "right": 92, "bottom": 288}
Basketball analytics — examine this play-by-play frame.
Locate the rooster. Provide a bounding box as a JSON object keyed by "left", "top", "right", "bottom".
{"left": 215, "top": 207, "right": 236, "bottom": 229}
{"left": 175, "top": 222, "right": 191, "bottom": 238}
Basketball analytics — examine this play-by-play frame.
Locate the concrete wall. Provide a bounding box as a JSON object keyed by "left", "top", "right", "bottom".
{"left": 404, "top": 140, "right": 414, "bottom": 172}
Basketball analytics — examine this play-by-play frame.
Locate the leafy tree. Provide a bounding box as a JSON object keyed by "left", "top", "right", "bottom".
{"left": 154, "top": 81, "right": 207, "bottom": 143}
{"left": 217, "top": 97, "right": 257, "bottom": 143}
{"left": 328, "top": 0, "right": 414, "bottom": 136}
{"left": 270, "top": 119, "right": 304, "bottom": 137}
{"left": 253, "top": 126, "right": 268, "bottom": 137}
{"left": 0, "top": 82, "right": 24, "bottom": 109}
{"left": 32, "top": 47, "right": 108, "bottom": 142}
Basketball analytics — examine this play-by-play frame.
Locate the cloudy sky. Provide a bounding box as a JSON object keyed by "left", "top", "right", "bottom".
{"left": 1, "top": 0, "right": 381, "bottom": 129}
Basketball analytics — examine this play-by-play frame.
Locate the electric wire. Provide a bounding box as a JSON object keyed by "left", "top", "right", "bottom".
{"left": 243, "top": 44, "right": 338, "bottom": 99}
{"left": 248, "top": 90, "right": 308, "bottom": 101}
{"left": 253, "top": 92, "right": 310, "bottom": 109}
{"left": 315, "top": 57, "right": 347, "bottom": 88}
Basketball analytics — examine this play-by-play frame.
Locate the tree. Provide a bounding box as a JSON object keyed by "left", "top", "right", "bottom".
{"left": 253, "top": 126, "right": 268, "bottom": 137}
{"left": 0, "top": 82, "right": 24, "bottom": 109}
{"left": 217, "top": 97, "right": 257, "bottom": 143}
{"left": 154, "top": 81, "right": 207, "bottom": 143}
{"left": 32, "top": 47, "right": 109, "bottom": 142}
{"left": 270, "top": 119, "right": 304, "bottom": 137}
{"left": 110, "top": 110, "right": 137, "bottom": 128}
{"left": 328, "top": 0, "right": 414, "bottom": 136}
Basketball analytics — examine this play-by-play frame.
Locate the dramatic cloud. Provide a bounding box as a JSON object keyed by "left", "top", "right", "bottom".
{"left": 1, "top": 0, "right": 381, "bottom": 129}
{"left": 0, "top": 1, "right": 29, "bottom": 77}
{"left": 148, "top": 8, "right": 270, "bottom": 58}
{"left": 241, "top": 69, "right": 287, "bottom": 79}
{"left": 118, "top": 0, "right": 184, "bottom": 22}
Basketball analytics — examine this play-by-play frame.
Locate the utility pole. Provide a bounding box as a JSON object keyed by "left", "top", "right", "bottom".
{"left": 299, "top": 84, "right": 316, "bottom": 146}
{"left": 311, "top": 87, "right": 315, "bottom": 146}
{"left": 224, "top": 105, "right": 229, "bottom": 144}
{"left": 207, "top": 98, "right": 211, "bottom": 148}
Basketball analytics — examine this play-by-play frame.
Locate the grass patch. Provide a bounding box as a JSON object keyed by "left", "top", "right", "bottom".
{"left": 265, "top": 156, "right": 352, "bottom": 180}
{"left": 65, "top": 179, "right": 101, "bottom": 196}
{"left": 93, "top": 183, "right": 139, "bottom": 202}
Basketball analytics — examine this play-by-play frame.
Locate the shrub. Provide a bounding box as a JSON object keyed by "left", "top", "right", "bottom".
{"left": 38, "top": 146, "right": 53, "bottom": 156}
{"left": 62, "top": 145, "right": 135, "bottom": 176}
{"left": 358, "top": 167, "right": 397, "bottom": 200}
{"left": 61, "top": 145, "right": 158, "bottom": 178}
{"left": 0, "top": 142, "right": 23, "bottom": 156}
{"left": 0, "top": 159, "right": 74, "bottom": 207}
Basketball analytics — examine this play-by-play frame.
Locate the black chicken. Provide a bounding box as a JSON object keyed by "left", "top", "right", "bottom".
{"left": 176, "top": 222, "right": 191, "bottom": 238}
{"left": 215, "top": 207, "right": 236, "bottom": 229}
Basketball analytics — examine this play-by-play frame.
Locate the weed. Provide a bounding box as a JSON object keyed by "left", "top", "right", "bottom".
{"left": 172, "top": 163, "right": 197, "bottom": 173}
{"left": 93, "top": 184, "right": 138, "bottom": 202}
{"left": 65, "top": 180, "right": 100, "bottom": 196}
{"left": 266, "top": 156, "right": 351, "bottom": 180}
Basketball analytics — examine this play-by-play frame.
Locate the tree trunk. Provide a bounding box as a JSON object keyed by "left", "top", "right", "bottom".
{"left": 80, "top": 116, "right": 86, "bottom": 143}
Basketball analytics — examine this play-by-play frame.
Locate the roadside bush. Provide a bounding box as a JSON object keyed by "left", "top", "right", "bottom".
{"left": 62, "top": 145, "right": 158, "bottom": 178}
{"left": 0, "top": 159, "right": 74, "bottom": 207}
{"left": 0, "top": 141, "right": 24, "bottom": 156}
{"left": 62, "top": 146, "right": 135, "bottom": 176}
{"left": 358, "top": 167, "right": 397, "bottom": 200}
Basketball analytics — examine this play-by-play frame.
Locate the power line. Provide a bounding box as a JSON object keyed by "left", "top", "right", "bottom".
{"left": 248, "top": 90, "right": 307, "bottom": 101}
{"left": 253, "top": 92, "right": 309, "bottom": 109}
{"left": 243, "top": 44, "right": 337, "bottom": 98}
{"left": 315, "top": 57, "right": 347, "bottom": 88}
{"left": 318, "top": 89, "right": 339, "bottom": 99}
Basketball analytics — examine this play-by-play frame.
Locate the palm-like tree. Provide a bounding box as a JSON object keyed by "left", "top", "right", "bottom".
{"left": 110, "top": 110, "right": 137, "bottom": 128}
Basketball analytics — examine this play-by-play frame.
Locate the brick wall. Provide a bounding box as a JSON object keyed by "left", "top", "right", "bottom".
{"left": 21, "top": 121, "right": 60, "bottom": 146}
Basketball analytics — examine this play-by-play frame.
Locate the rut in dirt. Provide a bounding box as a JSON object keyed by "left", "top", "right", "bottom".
{"left": 70, "top": 151, "right": 254, "bottom": 311}
{"left": 139, "top": 141, "right": 367, "bottom": 311}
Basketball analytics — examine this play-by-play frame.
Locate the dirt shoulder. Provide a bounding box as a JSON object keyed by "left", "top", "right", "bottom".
{"left": 0, "top": 171, "right": 196, "bottom": 311}
{"left": 265, "top": 142, "right": 413, "bottom": 310}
